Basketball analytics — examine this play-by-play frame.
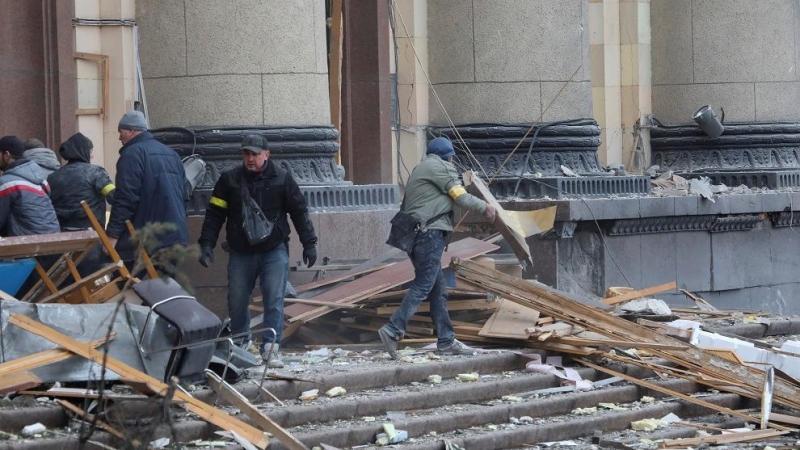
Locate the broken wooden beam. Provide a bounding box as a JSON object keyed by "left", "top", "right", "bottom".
{"left": 600, "top": 281, "right": 677, "bottom": 305}
{"left": 0, "top": 371, "right": 42, "bottom": 395}
{"left": 9, "top": 314, "right": 270, "bottom": 449}
{"left": 206, "top": 371, "right": 309, "bottom": 450}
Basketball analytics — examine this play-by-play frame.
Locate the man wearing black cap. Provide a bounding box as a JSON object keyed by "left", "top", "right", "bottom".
{"left": 0, "top": 135, "right": 60, "bottom": 237}
{"left": 378, "top": 137, "right": 496, "bottom": 359}
{"left": 106, "top": 110, "right": 189, "bottom": 273}
{"left": 198, "top": 134, "right": 318, "bottom": 368}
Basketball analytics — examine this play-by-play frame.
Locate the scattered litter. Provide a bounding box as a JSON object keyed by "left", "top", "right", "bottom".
{"left": 660, "top": 412, "right": 682, "bottom": 424}
{"left": 631, "top": 418, "right": 666, "bottom": 431}
{"left": 363, "top": 416, "right": 376, "bottom": 422}
{"left": 427, "top": 374, "right": 442, "bottom": 384}
{"left": 572, "top": 407, "right": 597, "bottom": 415}
{"left": 561, "top": 165, "right": 580, "bottom": 177}
{"left": 501, "top": 395, "right": 522, "bottom": 402}
{"left": 640, "top": 396, "right": 655, "bottom": 403}
{"left": 619, "top": 298, "right": 672, "bottom": 316}
{"left": 598, "top": 402, "right": 624, "bottom": 410}
{"left": 457, "top": 373, "right": 479, "bottom": 382}
{"left": 148, "top": 437, "right": 170, "bottom": 448}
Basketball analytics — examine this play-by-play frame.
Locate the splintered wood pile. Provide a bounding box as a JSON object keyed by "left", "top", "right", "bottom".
{"left": 278, "top": 250, "right": 800, "bottom": 436}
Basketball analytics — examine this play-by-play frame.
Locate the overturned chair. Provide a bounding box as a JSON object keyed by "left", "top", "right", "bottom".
{"left": 133, "top": 277, "right": 223, "bottom": 383}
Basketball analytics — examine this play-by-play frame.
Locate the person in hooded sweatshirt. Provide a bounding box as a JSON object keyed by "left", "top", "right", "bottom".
{"left": 48, "top": 133, "right": 116, "bottom": 231}
{"left": 22, "top": 138, "right": 60, "bottom": 177}
{"left": 0, "top": 135, "right": 60, "bottom": 237}
{"left": 48, "top": 133, "right": 116, "bottom": 276}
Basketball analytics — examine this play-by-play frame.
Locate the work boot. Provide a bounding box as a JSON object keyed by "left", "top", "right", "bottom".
{"left": 438, "top": 339, "right": 477, "bottom": 356}
{"left": 261, "top": 343, "right": 285, "bottom": 369}
{"left": 378, "top": 326, "right": 398, "bottom": 360}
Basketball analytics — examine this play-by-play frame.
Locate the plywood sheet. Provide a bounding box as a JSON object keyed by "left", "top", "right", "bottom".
{"left": 479, "top": 299, "right": 540, "bottom": 339}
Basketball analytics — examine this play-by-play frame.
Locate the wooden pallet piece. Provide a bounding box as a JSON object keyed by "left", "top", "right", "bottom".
{"left": 9, "top": 314, "right": 269, "bottom": 449}
{"left": 0, "top": 371, "right": 42, "bottom": 395}
{"left": 479, "top": 299, "right": 539, "bottom": 339}
{"left": 206, "top": 371, "right": 309, "bottom": 450}
{"left": 449, "top": 258, "right": 800, "bottom": 411}
{"left": 600, "top": 281, "right": 677, "bottom": 305}
{"left": 0, "top": 334, "right": 114, "bottom": 376}
{"left": 659, "top": 428, "right": 788, "bottom": 448}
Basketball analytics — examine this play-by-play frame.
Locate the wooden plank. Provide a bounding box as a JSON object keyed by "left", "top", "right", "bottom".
{"left": 479, "top": 299, "right": 539, "bottom": 339}
{"left": 600, "top": 281, "right": 677, "bottom": 305}
{"left": 9, "top": 315, "right": 270, "bottom": 449}
{"left": 58, "top": 399, "right": 128, "bottom": 441}
{"left": 377, "top": 299, "right": 499, "bottom": 315}
{"left": 286, "top": 283, "right": 392, "bottom": 324}
{"left": 19, "top": 388, "right": 154, "bottom": 402}
{"left": 552, "top": 337, "right": 688, "bottom": 351}
{"left": 283, "top": 238, "right": 498, "bottom": 323}
{"left": 206, "top": 371, "right": 309, "bottom": 450}
{"left": 0, "top": 230, "right": 99, "bottom": 259}
{"left": 126, "top": 221, "right": 158, "bottom": 279}
{"left": 636, "top": 318, "right": 693, "bottom": 340}
{"left": 660, "top": 428, "right": 787, "bottom": 448}
{"left": 450, "top": 258, "right": 800, "bottom": 411}
{"left": 293, "top": 264, "right": 389, "bottom": 294}
{"left": 578, "top": 358, "right": 778, "bottom": 429}
{"left": 463, "top": 171, "right": 555, "bottom": 267}
{"left": 0, "top": 288, "right": 17, "bottom": 301}
{"left": 0, "top": 371, "right": 41, "bottom": 395}
{"left": 34, "top": 261, "right": 123, "bottom": 304}
{"left": 0, "top": 334, "right": 114, "bottom": 376}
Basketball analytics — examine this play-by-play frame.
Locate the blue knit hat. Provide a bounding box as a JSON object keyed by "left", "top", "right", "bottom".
{"left": 427, "top": 137, "right": 455, "bottom": 159}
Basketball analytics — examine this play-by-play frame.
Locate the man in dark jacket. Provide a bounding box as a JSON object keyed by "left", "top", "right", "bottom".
{"left": 198, "top": 134, "right": 318, "bottom": 368}
{"left": 0, "top": 135, "right": 61, "bottom": 237}
{"left": 48, "top": 133, "right": 116, "bottom": 276}
{"left": 49, "top": 133, "right": 115, "bottom": 230}
{"left": 107, "top": 110, "right": 189, "bottom": 272}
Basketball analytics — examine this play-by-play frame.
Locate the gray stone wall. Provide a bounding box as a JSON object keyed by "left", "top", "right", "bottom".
{"left": 652, "top": 0, "right": 800, "bottom": 123}
{"left": 427, "top": 0, "right": 591, "bottom": 124}
{"left": 136, "top": 0, "right": 331, "bottom": 128}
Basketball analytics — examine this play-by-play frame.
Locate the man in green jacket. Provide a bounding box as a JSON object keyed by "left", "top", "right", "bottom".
{"left": 379, "top": 137, "right": 496, "bottom": 359}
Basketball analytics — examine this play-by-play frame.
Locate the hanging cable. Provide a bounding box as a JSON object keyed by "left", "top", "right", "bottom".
{"left": 387, "top": 0, "right": 411, "bottom": 186}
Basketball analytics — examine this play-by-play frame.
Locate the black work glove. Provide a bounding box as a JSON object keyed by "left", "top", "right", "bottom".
{"left": 199, "top": 245, "right": 214, "bottom": 268}
{"left": 302, "top": 246, "right": 317, "bottom": 268}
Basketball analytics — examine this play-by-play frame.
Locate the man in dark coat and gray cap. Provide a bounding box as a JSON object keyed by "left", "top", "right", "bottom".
{"left": 0, "top": 135, "right": 60, "bottom": 237}
{"left": 106, "top": 110, "right": 189, "bottom": 274}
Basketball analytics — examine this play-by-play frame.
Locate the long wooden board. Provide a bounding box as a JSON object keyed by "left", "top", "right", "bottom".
{"left": 479, "top": 299, "right": 539, "bottom": 339}
{"left": 206, "top": 371, "right": 309, "bottom": 450}
{"left": 283, "top": 237, "right": 498, "bottom": 322}
{"left": 0, "top": 371, "right": 41, "bottom": 395}
{"left": 0, "top": 230, "right": 99, "bottom": 259}
{"left": 9, "top": 315, "right": 269, "bottom": 449}
{"left": 0, "top": 334, "right": 114, "bottom": 376}
{"left": 450, "top": 258, "right": 800, "bottom": 412}
{"left": 601, "top": 281, "right": 677, "bottom": 305}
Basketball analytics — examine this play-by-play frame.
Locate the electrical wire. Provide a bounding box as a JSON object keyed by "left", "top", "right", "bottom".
{"left": 386, "top": 0, "right": 411, "bottom": 186}
{"left": 580, "top": 197, "right": 633, "bottom": 287}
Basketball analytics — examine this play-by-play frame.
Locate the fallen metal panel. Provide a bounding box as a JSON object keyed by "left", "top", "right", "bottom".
{"left": 0, "top": 300, "right": 172, "bottom": 383}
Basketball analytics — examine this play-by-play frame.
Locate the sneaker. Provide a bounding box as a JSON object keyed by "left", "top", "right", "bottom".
{"left": 378, "top": 327, "right": 398, "bottom": 360}
{"left": 237, "top": 339, "right": 253, "bottom": 351}
{"left": 261, "top": 343, "right": 285, "bottom": 369}
{"left": 438, "top": 340, "right": 477, "bottom": 356}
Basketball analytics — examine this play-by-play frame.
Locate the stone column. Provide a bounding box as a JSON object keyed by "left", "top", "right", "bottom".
{"left": 136, "top": 0, "right": 330, "bottom": 128}
{"left": 652, "top": 0, "right": 800, "bottom": 123}
{"left": 589, "top": 0, "right": 653, "bottom": 168}
{"left": 341, "top": 0, "right": 393, "bottom": 185}
{"left": 427, "top": 0, "right": 591, "bottom": 125}
{"left": 392, "top": 0, "right": 430, "bottom": 184}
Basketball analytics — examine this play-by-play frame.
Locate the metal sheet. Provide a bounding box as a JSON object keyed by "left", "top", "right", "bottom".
{"left": 0, "top": 300, "right": 172, "bottom": 383}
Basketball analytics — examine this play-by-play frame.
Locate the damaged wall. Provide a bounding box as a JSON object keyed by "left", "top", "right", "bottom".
{"left": 651, "top": 0, "right": 800, "bottom": 123}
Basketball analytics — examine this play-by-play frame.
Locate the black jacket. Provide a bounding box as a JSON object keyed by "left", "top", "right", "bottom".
{"left": 48, "top": 133, "right": 116, "bottom": 230}
{"left": 107, "top": 131, "right": 189, "bottom": 261}
{"left": 199, "top": 159, "right": 316, "bottom": 253}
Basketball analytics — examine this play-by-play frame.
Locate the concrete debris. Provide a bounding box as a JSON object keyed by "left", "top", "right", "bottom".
{"left": 148, "top": 437, "right": 170, "bottom": 448}
{"left": 299, "top": 389, "right": 319, "bottom": 401}
{"left": 572, "top": 407, "right": 597, "bottom": 415}
{"left": 689, "top": 177, "right": 715, "bottom": 202}
{"left": 660, "top": 412, "right": 681, "bottom": 424}
{"left": 325, "top": 386, "right": 346, "bottom": 397}
{"left": 619, "top": 298, "right": 672, "bottom": 316}
{"left": 645, "top": 165, "right": 660, "bottom": 177}
{"left": 20, "top": 423, "right": 46, "bottom": 437}
{"left": 427, "top": 374, "right": 442, "bottom": 384}
{"left": 640, "top": 396, "right": 655, "bottom": 403}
